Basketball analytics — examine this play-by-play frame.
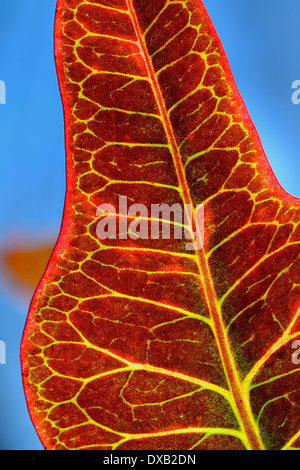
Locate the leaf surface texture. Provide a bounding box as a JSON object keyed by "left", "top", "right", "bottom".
{"left": 21, "top": 0, "right": 300, "bottom": 450}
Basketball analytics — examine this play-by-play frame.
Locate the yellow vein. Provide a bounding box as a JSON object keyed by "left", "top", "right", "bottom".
{"left": 114, "top": 426, "right": 247, "bottom": 448}
{"left": 126, "top": 0, "right": 264, "bottom": 450}
{"left": 282, "top": 428, "right": 300, "bottom": 450}
{"left": 244, "top": 306, "right": 300, "bottom": 388}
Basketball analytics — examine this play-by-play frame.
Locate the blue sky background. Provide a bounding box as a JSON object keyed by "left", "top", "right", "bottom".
{"left": 0, "top": 0, "right": 299, "bottom": 450}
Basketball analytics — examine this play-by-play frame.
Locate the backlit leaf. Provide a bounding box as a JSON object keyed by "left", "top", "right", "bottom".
{"left": 21, "top": 0, "right": 300, "bottom": 450}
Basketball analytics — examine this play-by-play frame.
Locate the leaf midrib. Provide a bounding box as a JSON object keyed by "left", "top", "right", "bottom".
{"left": 125, "top": 0, "right": 264, "bottom": 450}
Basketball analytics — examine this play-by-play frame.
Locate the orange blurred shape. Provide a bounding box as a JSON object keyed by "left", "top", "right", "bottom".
{"left": 3, "top": 245, "right": 54, "bottom": 289}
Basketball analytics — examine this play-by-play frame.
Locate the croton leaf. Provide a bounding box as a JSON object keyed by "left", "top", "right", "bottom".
{"left": 20, "top": 0, "right": 300, "bottom": 451}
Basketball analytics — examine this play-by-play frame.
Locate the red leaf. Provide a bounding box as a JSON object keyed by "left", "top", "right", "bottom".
{"left": 21, "top": 0, "right": 300, "bottom": 450}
